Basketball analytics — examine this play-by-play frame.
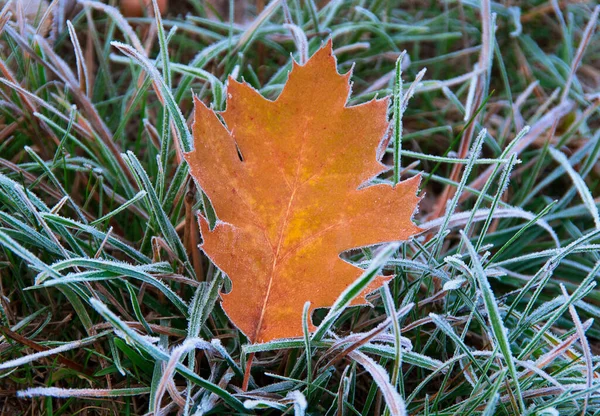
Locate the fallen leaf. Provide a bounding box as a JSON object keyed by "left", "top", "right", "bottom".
{"left": 185, "top": 40, "right": 421, "bottom": 343}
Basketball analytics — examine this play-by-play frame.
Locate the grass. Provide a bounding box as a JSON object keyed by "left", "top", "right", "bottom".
{"left": 0, "top": 0, "right": 599, "bottom": 414}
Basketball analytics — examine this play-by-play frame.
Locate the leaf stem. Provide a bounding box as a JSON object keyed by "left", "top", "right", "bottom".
{"left": 242, "top": 352, "right": 255, "bottom": 391}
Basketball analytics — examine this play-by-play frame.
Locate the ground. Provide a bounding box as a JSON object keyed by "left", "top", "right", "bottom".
{"left": 0, "top": 1, "right": 599, "bottom": 415}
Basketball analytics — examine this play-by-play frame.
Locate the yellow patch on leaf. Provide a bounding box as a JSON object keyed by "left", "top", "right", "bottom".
{"left": 185, "top": 40, "right": 421, "bottom": 343}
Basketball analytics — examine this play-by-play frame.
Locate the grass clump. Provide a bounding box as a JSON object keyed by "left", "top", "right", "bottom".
{"left": 1, "top": 0, "right": 600, "bottom": 414}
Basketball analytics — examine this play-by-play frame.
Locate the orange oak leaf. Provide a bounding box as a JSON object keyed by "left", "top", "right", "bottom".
{"left": 185, "top": 40, "right": 421, "bottom": 344}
